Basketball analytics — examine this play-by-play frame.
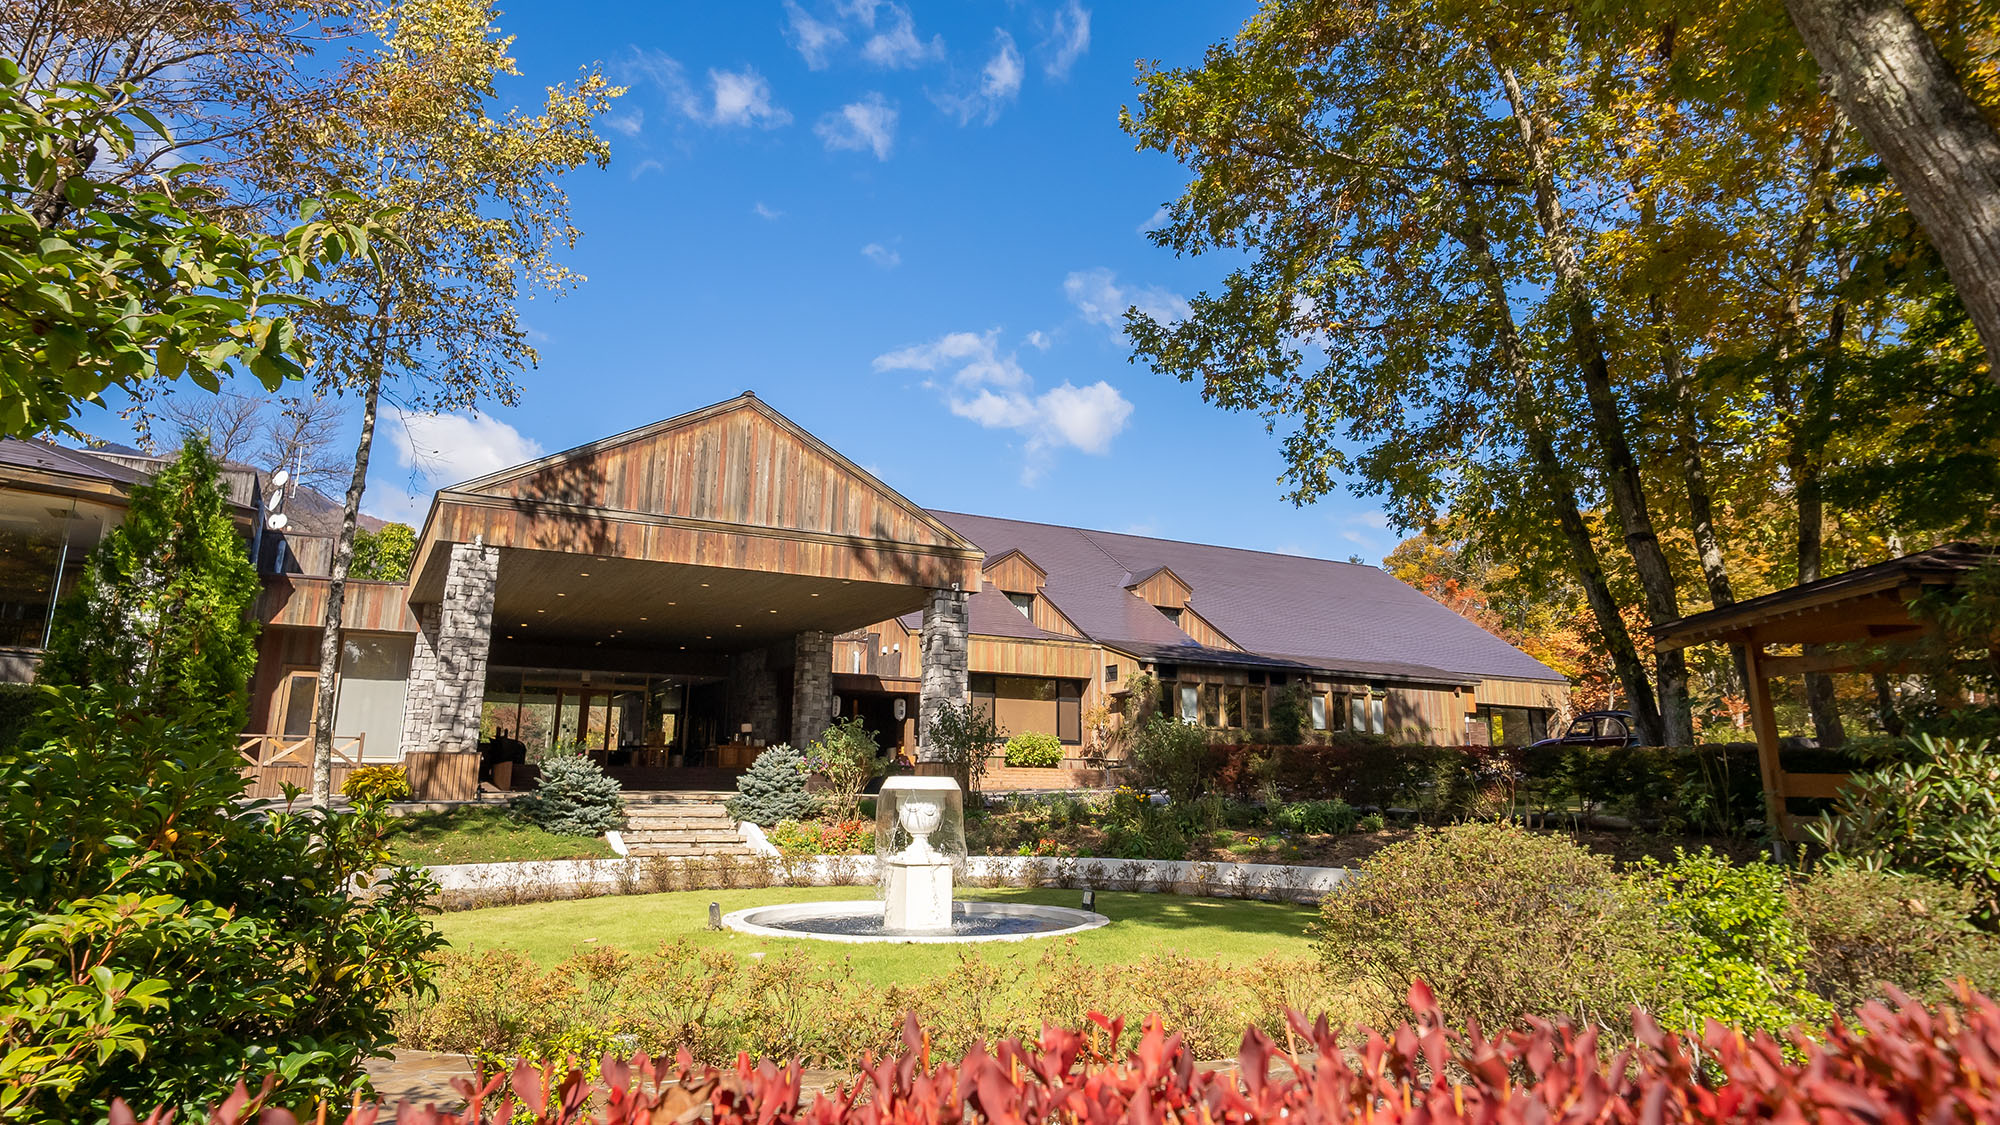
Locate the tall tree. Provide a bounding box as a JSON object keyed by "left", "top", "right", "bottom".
{"left": 40, "top": 438, "right": 260, "bottom": 740}
{"left": 1783, "top": 0, "right": 2000, "bottom": 377}
{"left": 279, "top": 0, "right": 616, "bottom": 803}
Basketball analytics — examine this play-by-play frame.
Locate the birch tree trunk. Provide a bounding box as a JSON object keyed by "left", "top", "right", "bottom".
{"left": 1785, "top": 0, "right": 2000, "bottom": 378}
{"left": 310, "top": 302, "right": 390, "bottom": 806}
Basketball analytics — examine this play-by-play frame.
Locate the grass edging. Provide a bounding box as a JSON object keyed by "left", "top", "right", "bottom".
{"left": 419, "top": 853, "right": 1351, "bottom": 911}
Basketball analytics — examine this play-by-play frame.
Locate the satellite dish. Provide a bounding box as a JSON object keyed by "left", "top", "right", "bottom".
{"left": 266, "top": 513, "right": 289, "bottom": 531}
{"left": 266, "top": 487, "right": 285, "bottom": 511}
{"left": 270, "top": 469, "right": 290, "bottom": 488}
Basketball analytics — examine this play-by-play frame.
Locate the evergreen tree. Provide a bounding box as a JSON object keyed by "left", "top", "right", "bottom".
{"left": 41, "top": 437, "right": 260, "bottom": 739}
{"left": 726, "top": 742, "right": 821, "bottom": 826}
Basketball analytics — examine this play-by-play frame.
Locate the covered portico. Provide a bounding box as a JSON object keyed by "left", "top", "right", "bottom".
{"left": 396, "top": 393, "right": 984, "bottom": 792}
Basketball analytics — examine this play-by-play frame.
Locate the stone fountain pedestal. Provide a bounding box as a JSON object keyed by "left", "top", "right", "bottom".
{"left": 880, "top": 775, "right": 958, "bottom": 932}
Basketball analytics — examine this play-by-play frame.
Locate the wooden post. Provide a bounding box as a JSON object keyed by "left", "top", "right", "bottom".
{"left": 1740, "top": 641, "right": 1791, "bottom": 860}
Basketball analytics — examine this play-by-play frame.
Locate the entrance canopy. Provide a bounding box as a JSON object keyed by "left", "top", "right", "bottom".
{"left": 408, "top": 392, "right": 985, "bottom": 645}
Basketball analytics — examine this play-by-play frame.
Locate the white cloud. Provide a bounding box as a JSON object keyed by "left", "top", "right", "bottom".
{"left": 629, "top": 158, "right": 664, "bottom": 180}
{"left": 932, "top": 30, "right": 1023, "bottom": 125}
{"left": 873, "top": 329, "right": 1133, "bottom": 479}
{"left": 1041, "top": 0, "right": 1091, "bottom": 79}
{"left": 861, "top": 2, "right": 944, "bottom": 68}
{"left": 753, "top": 201, "right": 784, "bottom": 220}
{"left": 606, "top": 108, "right": 645, "bottom": 137}
{"left": 1138, "top": 205, "right": 1168, "bottom": 234}
{"left": 697, "top": 67, "right": 790, "bottom": 128}
{"left": 783, "top": 0, "right": 847, "bottom": 69}
{"left": 861, "top": 242, "right": 901, "bottom": 267}
{"left": 620, "top": 51, "right": 789, "bottom": 129}
{"left": 391, "top": 411, "right": 544, "bottom": 486}
{"left": 367, "top": 411, "right": 545, "bottom": 522}
{"left": 816, "top": 93, "right": 898, "bottom": 159}
{"left": 1025, "top": 330, "right": 1051, "bottom": 350}
{"left": 1062, "top": 267, "right": 1190, "bottom": 340}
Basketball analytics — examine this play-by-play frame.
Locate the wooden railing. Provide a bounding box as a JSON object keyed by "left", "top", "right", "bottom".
{"left": 238, "top": 732, "right": 364, "bottom": 767}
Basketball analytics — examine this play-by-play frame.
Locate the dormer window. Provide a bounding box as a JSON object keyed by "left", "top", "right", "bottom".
{"left": 1008, "top": 591, "right": 1034, "bottom": 619}
{"left": 1157, "top": 605, "right": 1183, "bottom": 627}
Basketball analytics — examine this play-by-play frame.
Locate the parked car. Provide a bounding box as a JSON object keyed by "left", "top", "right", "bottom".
{"left": 1531, "top": 710, "right": 1636, "bottom": 749}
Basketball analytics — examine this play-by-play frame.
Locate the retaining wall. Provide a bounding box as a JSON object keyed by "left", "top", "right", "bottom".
{"left": 422, "top": 853, "right": 1350, "bottom": 910}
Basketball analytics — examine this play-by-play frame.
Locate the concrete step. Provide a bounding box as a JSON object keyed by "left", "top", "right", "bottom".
{"left": 624, "top": 824, "right": 744, "bottom": 840}
{"left": 624, "top": 809, "right": 733, "bottom": 823}
{"left": 627, "top": 843, "right": 755, "bottom": 857}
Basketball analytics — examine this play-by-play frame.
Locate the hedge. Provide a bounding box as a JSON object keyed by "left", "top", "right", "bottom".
{"left": 1208, "top": 736, "right": 1871, "bottom": 831}
{"left": 117, "top": 984, "right": 1999, "bottom": 1123}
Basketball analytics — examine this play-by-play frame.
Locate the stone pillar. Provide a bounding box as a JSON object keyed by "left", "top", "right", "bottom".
{"left": 918, "top": 587, "right": 969, "bottom": 757}
{"left": 399, "top": 542, "right": 499, "bottom": 755}
{"left": 792, "top": 630, "right": 834, "bottom": 749}
{"left": 727, "top": 647, "right": 781, "bottom": 744}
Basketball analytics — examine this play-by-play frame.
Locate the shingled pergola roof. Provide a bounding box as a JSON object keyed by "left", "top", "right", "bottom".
{"left": 1651, "top": 542, "right": 1997, "bottom": 843}
{"left": 1653, "top": 542, "right": 1997, "bottom": 654}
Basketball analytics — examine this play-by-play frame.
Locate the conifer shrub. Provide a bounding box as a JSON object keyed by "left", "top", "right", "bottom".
{"left": 514, "top": 753, "right": 624, "bottom": 837}
{"left": 1003, "top": 731, "right": 1064, "bottom": 768}
{"left": 725, "top": 742, "right": 819, "bottom": 826}
{"left": 1311, "top": 822, "right": 1677, "bottom": 1032}
{"left": 38, "top": 438, "right": 260, "bottom": 742}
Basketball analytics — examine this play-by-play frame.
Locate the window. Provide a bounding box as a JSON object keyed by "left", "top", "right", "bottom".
{"left": 1157, "top": 605, "right": 1183, "bottom": 627}
{"left": 0, "top": 493, "right": 108, "bottom": 649}
{"left": 1349, "top": 694, "right": 1368, "bottom": 732}
{"left": 1245, "top": 689, "right": 1265, "bottom": 731}
{"left": 1223, "top": 685, "right": 1244, "bottom": 728}
{"left": 1199, "top": 683, "right": 1221, "bottom": 727}
{"left": 1007, "top": 591, "right": 1035, "bottom": 619}
{"left": 1480, "top": 705, "right": 1550, "bottom": 746}
{"left": 1310, "top": 693, "right": 1328, "bottom": 731}
{"left": 1179, "top": 683, "right": 1199, "bottom": 723}
{"left": 1104, "top": 663, "right": 1119, "bottom": 683}
{"left": 334, "top": 634, "right": 412, "bottom": 761}
{"left": 1056, "top": 680, "right": 1082, "bottom": 744}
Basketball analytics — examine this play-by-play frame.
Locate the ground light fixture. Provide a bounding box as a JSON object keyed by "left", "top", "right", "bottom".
{"left": 708, "top": 903, "right": 721, "bottom": 930}
{"left": 1081, "top": 889, "right": 1096, "bottom": 913}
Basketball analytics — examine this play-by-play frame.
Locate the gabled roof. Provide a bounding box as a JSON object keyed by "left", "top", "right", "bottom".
{"left": 443, "top": 392, "right": 974, "bottom": 556}
{"left": 1124, "top": 564, "right": 1188, "bottom": 593}
{"left": 927, "top": 510, "right": 1564, "bottom": 685}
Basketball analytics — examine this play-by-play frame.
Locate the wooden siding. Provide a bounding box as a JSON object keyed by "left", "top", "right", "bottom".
{"left": 835, "top": 616, "right": 920, "bottom": 678}
{"left": 248, "top": 627, "right": 321, "bottom": 736}
{"left": 1175, "top": 606, "right": 1243, "bottom": 651}
{"left": 412, "top": 396, "right": 981, "bottom": 598}
{"left": 1386, "top": 685, "right": 1475, "bottom": 743}
{"left": 969, "top": 636, "right": 1099, "bottom": 679}
{"left": 1125, "top": 567, "right": 1193, "bottom": 609}
{"left": 983, "top": 550, "right": 1047, "bottom": 593}
{"left": 259, "top": 577, "right": 417, "bottom": 632}
{"left": 1476, "top": 677, "right": 1569, "bottom": 710}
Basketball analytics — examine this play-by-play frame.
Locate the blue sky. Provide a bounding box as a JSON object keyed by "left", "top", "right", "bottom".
{"left": 136, "top": 2, "right": 1400, "bottom": 562}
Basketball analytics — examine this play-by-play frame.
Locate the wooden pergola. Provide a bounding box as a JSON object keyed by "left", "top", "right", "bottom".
{"left": 1651, "top": 542, "right": 1995, "bottom": 841}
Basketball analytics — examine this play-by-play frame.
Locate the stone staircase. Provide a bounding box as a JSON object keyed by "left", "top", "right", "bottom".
{"left": 619, "top": 791, "right": 753, "bottom": 857}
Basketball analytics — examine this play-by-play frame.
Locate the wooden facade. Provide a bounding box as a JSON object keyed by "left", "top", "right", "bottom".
{"left": 410, "top": 394, "right": 984, "bottom": 603}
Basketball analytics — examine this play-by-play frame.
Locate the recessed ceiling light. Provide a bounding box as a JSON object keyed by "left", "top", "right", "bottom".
{"left": 519, "top": 622, "right": 528, "bottom": 627}
{"left": 639, "top": 616, "right": 648, "bottom": 621}
{"left": 810, "top": 592, "right": 819, "bottom": 597}
{"left": 700, "top": 582, "right": 710, "bottom": 588}
{"left": 667, "top": 601, "right": 675, "bottom": 606}
{"left": 705, "top": 635, "right": 712, "bottom": 639}
{"left": 734, "top": 624, "right": 742, "bottom": 628}
{"left": 768, "top": 609, "right": 777, "bottom": 614}
{"left": 536, "top": 609, "right": 545, "bottom": 613}
{"left": 556, "top": 592, "right": 566, "bottom": 597}
{"left": 580, "top": 572, "right": 590, "bottom": 577}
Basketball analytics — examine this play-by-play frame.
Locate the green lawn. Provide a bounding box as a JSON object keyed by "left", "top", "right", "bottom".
{"left": 432, "top": 886, "right": 1316, "bottom": 985}
{"left": 386, "top": 806, "right": 615, "bottom": 866}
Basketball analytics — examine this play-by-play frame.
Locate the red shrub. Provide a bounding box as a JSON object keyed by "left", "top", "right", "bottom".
{"left": 111, "top": 983, "right": 2000, "bottom": 1124}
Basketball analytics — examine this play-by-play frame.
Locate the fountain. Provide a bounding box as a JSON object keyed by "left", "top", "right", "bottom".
{"left": 721, "top": 775, "right": 1109, "bottom": 944}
